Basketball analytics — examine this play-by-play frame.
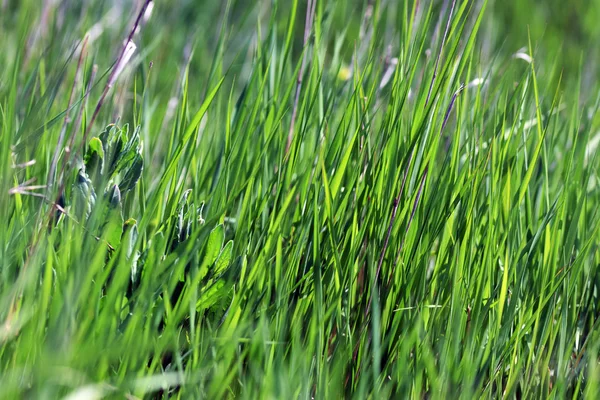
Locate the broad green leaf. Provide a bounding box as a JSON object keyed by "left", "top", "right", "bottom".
{"left": 213, "top": 240, "right": 233, "bottom": 277}
{"left": 196, "top": 280, "right": 227, "bottom": 311}
{"left": 119, "top": 153, "right": 144, "bottom": 193}
{"left": 203, "top": 224, "right": 224, "bottom": 268}
{"left": 84, "top": 137, "right": 104, "bottom": 182}
{"left": 101, "top": 185, "right": 123, "bottom": 250}
{"left": 122, "top": 218, "right": 138, "bottom": 260}
{"left": 72, "top": 170, "right": 96, "bottom": 220}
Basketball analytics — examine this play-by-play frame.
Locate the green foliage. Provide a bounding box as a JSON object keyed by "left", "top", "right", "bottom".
{"left": 72, "top": 123, "right": 144, "bottom": 251}
{"left": 1, "top": 0, "right": 600, "bottom": 398}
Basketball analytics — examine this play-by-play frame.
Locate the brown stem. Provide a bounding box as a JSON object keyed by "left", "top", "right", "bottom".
{"left": 83, "top": 0, "right": 153, "bottom": 146}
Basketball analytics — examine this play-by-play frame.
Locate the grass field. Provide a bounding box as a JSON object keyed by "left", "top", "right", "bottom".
{"left": 2, "top": 0, "right": 600, "bottom": 398}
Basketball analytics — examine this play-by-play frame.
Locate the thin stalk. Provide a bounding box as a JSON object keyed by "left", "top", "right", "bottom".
{"left": 425, "top": 0, "right": 456, "bottom": 106}
{"left": 286, "top": 0, "right": 316, "bottom": 154}
{"left": 83, "top": 0, "right": 153, "bottom": 146}
{"left": 47, "top": 37, "right": 88, "bottom": 195}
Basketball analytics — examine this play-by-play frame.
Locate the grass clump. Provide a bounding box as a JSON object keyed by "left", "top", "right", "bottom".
{"left": 1, "top": 0, "right": 600, "bottom": 398}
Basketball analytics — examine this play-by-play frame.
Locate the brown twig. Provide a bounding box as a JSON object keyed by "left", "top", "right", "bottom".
{"left": 83, "top": 0, "right": 153, "bottom": 146}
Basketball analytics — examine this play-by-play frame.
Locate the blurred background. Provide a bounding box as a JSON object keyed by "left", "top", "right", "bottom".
{"left": 2, "top": 0, "right": 598, "bottom": 96}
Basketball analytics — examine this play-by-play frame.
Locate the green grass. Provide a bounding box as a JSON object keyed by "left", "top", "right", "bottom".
{"left": 1, "top": 0, "right": 600, "bottom": 398}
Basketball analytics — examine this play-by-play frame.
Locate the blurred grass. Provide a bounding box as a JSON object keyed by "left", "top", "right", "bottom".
{"left": 1, "top": 0, "right": 600, "bottom": 398}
